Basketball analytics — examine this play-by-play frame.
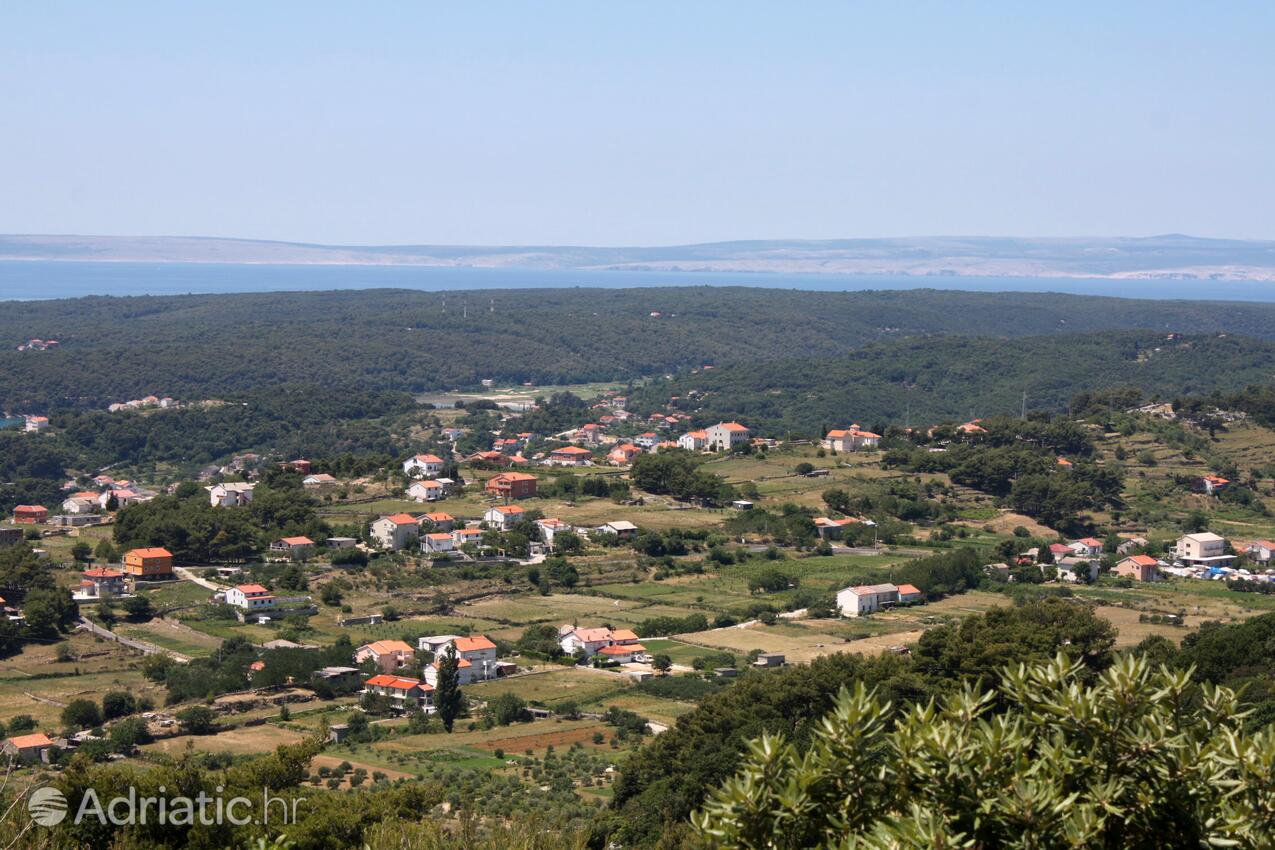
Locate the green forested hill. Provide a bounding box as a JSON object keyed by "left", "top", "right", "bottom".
{"left": 628, "top": 331, "right": 1275, "bottom": 435}
{"left": 7, "top": 287, "right": 1275, "bottom": 410}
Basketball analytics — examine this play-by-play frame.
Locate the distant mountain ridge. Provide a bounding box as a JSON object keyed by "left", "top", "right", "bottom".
{"left": 3, "top": 233, "right": 1275, "bottom": 280}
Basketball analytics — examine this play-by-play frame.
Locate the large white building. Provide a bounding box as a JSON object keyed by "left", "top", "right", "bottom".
{"left": 370, "top": 514, "right": 419, "bottom": 550}
{"left": 704, "top": 422, "right": 750, "bottom": 452}
{"left": 1174, "top": 532, "right": 1234, "bottom": 567}
{"left": 836, "top": 583, "right": 899, "bottom": 617}
{"left": 823, "top": 425, "right": 881, "bottom": 452}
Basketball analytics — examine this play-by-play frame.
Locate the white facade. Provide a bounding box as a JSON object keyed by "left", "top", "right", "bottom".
{"left": 705, "top": 422, "right": 749, "bottom": 452}
{"left": 422, "top": 532, "right": 455, "bottom": 553}
{"left": 836, "top": 583, "right": 899, "bottom": 617}
{"left": 225, "top": 584, "right": 275, "bottom": 610}
{"left": 407, "top": 481, "right": 445, "bottom": 502}
{"left": 484, "top": 506, "right": 526, "bottom": 531}
{"left": 678, "top": 431, "right": 708, "bottom": 451}
{"left": 403, "top": 454, "right": 445, "bottom": 478}
{"left": 1175, "top": 532, "right": 1232, "bottom": 565}
{"left": 370, "top": 515, "right": 419, "bottom": 550}
{"left": 207, "top": 483, "right": 255, "bottom": 507}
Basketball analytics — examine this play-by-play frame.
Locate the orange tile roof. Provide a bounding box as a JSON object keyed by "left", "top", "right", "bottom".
{"left": 424, "top": 512, "right": 454, "bottom": 521}
{"left": 128, "top": 547, "right": 172, "bottom": 559}
{"left": 236, "top": 584, "right": 271, "bottom": 595}
{"left": 599, "top": 643, "right": 645, "bottom": 655}
{"left": 453, "top": 635, "right": 497, "bottom": 653}
{"left": 6, "top": 732, "right": 53, "bottom": 749}
{"left": 1125, "top": 555, "right": 1159, "bottom": 566}
{"left": 897, "top": 584, "right": 922, "bottom": 595}
{"left": 386, "top": 513, "right": 418, "bottom": 525}
{"left": 83, "top": 568, "right": 123, "bottom": 579}
{"left": 364, "top": 639, "right": 413, "bottom": 655}
{"left": 278, "top": 536, "right": 314, "bottom": 546}
{"left": 610, "top": 629, "right": 639, "bottom": 642}
{"left": 365, "top": 674, "right": 423, "bottom": 690}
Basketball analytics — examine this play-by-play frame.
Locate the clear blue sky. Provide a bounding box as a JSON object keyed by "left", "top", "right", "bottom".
{"left": 3, "top": 2, "right": 1273, "bottom": 245}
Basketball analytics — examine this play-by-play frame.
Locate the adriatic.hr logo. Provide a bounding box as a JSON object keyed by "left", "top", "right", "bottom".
{"left": 27, "top": 787, "right": 68, "bottom": 826}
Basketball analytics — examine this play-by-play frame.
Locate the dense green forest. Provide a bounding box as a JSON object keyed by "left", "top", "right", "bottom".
{"left": 629, "top": 331, "right": 1275, "bottom": 435}
{"left": 8, "top": 287, "right": 1275, "bottom": 409}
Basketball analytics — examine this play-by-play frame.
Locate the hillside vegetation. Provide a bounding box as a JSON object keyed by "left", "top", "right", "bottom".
{"left": 9, "top": 288, "right": 1275, "bottom": 409}
{"left": 631, "top": 331, "right": 1275, "bottom": 434}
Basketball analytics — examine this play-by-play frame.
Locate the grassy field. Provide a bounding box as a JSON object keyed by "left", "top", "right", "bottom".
{"left": 464, "top": 668, "right": 627, "bottom": 708}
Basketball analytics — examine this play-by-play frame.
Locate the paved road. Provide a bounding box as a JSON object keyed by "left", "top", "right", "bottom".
{"left": 174, "top": 566, "right": 223, "bottom": 591}
{"left": 77, "top": 617, "right": 190, "bottom": 662}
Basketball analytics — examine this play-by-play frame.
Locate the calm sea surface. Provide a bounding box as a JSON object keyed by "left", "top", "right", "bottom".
{"left": 2, "top": 260, "right": 1275, "bottom": 302}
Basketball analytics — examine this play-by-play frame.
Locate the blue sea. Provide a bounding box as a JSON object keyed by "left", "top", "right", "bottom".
{"left": 2, "top": 260, "right": 1275, "bottom": 302}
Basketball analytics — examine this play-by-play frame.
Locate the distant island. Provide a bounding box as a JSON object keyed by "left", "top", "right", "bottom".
{"left": 3, "top": 233, "right": 1275, "bottom": 280}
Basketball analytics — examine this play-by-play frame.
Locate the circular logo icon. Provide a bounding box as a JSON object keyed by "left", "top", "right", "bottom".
{"left": 28, "top": 787, "right": 67, "bottom": 827}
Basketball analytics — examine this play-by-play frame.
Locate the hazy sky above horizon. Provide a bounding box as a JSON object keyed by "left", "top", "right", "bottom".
{"left": 3, "top": 3, "right": 1273, "bottom": 246}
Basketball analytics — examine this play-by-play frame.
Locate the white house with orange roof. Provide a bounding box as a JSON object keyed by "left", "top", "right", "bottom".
{"left": 403, "top": 453, "right": 445, "bottom": 478}
{"left": 1247, "top": 540, "right": 1275, "bottom": 563}
{"left": 576, "top": 423, "right": 605, "bottom": 444}
{"left": 356, "top": 639, "right": 415, "bottom": 672}
{"left": 363, "top": 674, "right": 434, "bottom": 712}
{"left": 418, "top": 511, "right": 455, "bottom": 532}
{"left": 705, "top": 422, "right": 749, "bottom": 452}
{"left": 608, "top": 443, "right": 642, "bottom": 465}
{"left": 549, "top": 446, "right": 594, "bottom": 466}
{"left": 484, "top": 504, "right": 527, "bottom": 531}
{"left": 536, "top": 518, "right": 571, "bottom": 549}
{"left": 823, "top": 425, "right": 881, "bottom": 452}
{"left": 225, "top": 584, "right": 276, "bottom": 611}
{"left": 421, "top": 635, "right": 500, "bottom": 682}
{"left": 422, "top": 532, "right": 455, "bottom": 554}
{"left": 633, "top": 432, "right": 660, "bottom": 449}
{"left": 678, "top": 430, "right": 708, "bottom": 451}
{"left": 80, "top": 567, "right": 126, "bottom": 598}
{"left": 269, "top": 536, "right": 315, "bottom": 559}
{"left": 1115, "top": 555, "right": 1162, "bottom": 582}
{"left": 371, "top": 513, "right": 419, "bottom": 550}
{"left": 559, "top": 626, "right": 641, "bottom": 658}
{"left": 1068, "top": 537, "right": 1104, "bottom": 559}
{"left": 406, "top": 480, "right": 447, "bottom": 502}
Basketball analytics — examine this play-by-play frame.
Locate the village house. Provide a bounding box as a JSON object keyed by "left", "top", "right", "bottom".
{"left": 549, "top": 446, "right": 594, "bottom": 466}
{"left": 356, "top": 639, "right": 415, "bottom": 672}
{"left": 80, "top": 567, "right": 126, "bottom": 598}
{"left": 61, "top": 493, "right": 99, "bottom": 515}
{"left": 206, "top": 482, "right": 255, "bottom": 507}
{"left": 836, "top": 583, "right": 900, "bottom": 617}
{"left": 576, "top": 423, "right": 605, "bottom": 444}
{"left": 485, "top": 471, "right": 538, "bottom": 499}
{"left": 123, "top": 547, "right": 174, "bottom": 580}
{"left": 484, "top": 504, "right": 527, "bottom": 531}
{"left": 1174, "top": 532, "right": 1234, "bottom": 567}
{"left": 1115, "top": 554, "right": 1162, "bottom": 582}
{"left": 449, "top": 635, "right": 498, "bottom": 675}
{"left": 418, "top": 511, "right": 455, "bottom": 532}
{"left": 269, "top": 536, "right": 315, "bottom": 559}
{"left": 2, "top": 732, "right": 56, "bottom": 764}
{"left": 677, "top": 430, "right": 708, "bottom": 451}
{"left": 452, "top": 527, "right": 485, "bottom": 549}
{"left": 403, "top": 453, "right": 446, "bottom": 478}
{"left": 225, "top": 583, "right": 276, "bottom": 610}
{"left": 468, "top": 450, "right": 518, "bottom": 467}
{"left": 597, "top": 642, "right": 647, "bottom": 663}
{"left": 823, "top": 425, "right": 881, "bottom": 452}
{"left": 11, "top": 505, "right": 47, "bottom": 524}
{"left": 559, "top": 626, "right": 640, "bottom": 658}
{"left": 1247, "top": 540, "right": 1275, "bottom": 563}
{"left": 302, "top": 473, "right": 338, "bottom": 488}
{"left": 24, "top": 415, "right": 49, "bottom": 433}
{"left": 705, "top": 422, "right": 750, "bottom": 452}
{"left": 897, "top": 584, "right": 924, "bottom": 604}
{"left": 814, "top": 516, "right": 858, "bottom": 539}
{"left": 1047, "top": 543, "right": 1073, "bottom": 560}
{"left": 325, "top": 536, "right": 357, "bottom": 549}
{"left": 363, "top": 674, "right": 434, "bottom": 712}
{"left": 422, "top": 532, "right": 455, "bottom": 554}
{"left": 441, "top": 427, "right": 466, "bottom": 441}
{"left": 1068, "top": 537, "right": 1104, "bottom": 559}
{"left": 1196, "top": 475, "right": 1230, "bottom": 495}
{"left": 406, "top": 480, "right": 447, "bottom": 502}
{"left": 608, "top": 443, "right": 642, "bottom": 465}
{"left": 423, "top": 656, "right": 475, "bottom": 686}
{"left": 370, "top": 514, "right": 419, "bottom": 551}
{"left": 1117, "top": 536, "right": 1149, "bottom": 555}
{"left": 536, "top": 518, "right": 571, "bottom": 549}
{"left": 633, "top": 432, "right": 660, "bottom": 449}
{"left": 598, "top": 520, "right": 638, "bottom": 540}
